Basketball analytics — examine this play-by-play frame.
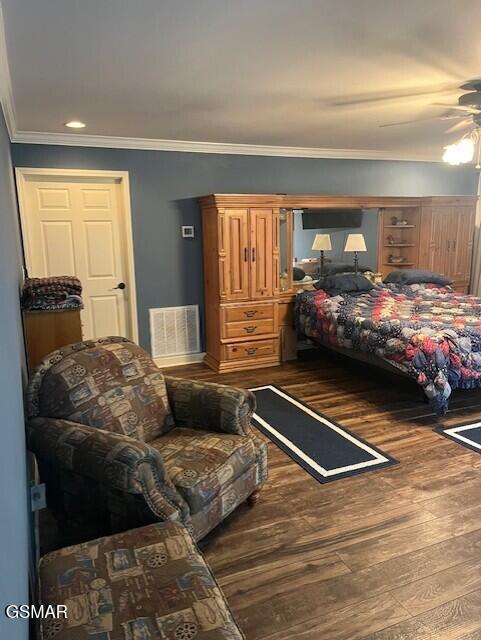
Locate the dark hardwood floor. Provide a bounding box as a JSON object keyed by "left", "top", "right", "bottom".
{"left": 171, "top": 349, "right": 481, "bottom": 640}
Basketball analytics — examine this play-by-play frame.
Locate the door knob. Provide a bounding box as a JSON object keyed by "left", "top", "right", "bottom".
{"left": 111, "top": 282, "right": 126, "bottom": 290}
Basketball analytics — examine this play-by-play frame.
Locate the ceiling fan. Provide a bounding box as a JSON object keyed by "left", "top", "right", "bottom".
{"left": 380, "top": 79, "right": 481, "bottom": 132}
{"left": 379, "top": 79, "right": 481, "bottom": 167}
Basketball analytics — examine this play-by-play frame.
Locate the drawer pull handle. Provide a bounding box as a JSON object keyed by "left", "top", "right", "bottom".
{"left": 244, "top": 310, "right": 257, "bottom": 318}
{"left": 244, "top": 325, "right": 257, "bottom": 333}
{"left": 245, "top": 347, "right": 257, "bottom": 355}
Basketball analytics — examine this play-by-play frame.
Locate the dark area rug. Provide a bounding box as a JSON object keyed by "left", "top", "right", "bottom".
{"left": 435, "top": 421, "right": 481, "bottom": 454}
{"left": 250, "top": 384, "right": 398, "bottom": 483}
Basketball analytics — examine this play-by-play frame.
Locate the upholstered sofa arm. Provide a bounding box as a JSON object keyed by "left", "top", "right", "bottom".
{"left": 27, "top": 417, "right": 190, "bottom": 525}
{"left": 164, "top": 376, "right": 256, "bottom": 436}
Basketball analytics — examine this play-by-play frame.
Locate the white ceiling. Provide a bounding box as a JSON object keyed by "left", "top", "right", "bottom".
{"left": 2, "top": 0, "right": 481, "bottom": 158}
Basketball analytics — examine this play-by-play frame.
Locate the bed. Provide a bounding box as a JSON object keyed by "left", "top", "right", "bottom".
{"left": 295, "top": 282, "right": 481, "bottom": 414}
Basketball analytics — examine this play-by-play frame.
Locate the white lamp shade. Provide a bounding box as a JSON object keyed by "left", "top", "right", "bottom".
{"left": 312, "top": 233, "right": 332, "bottom": 251}
{"left": 344, "top": 233, "right": 367, "bottom": 252}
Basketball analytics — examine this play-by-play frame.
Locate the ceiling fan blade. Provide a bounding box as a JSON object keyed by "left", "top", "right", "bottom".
{"left": 432, "top": 103, "right": 477, "bottom": 113}
{"left": 329, "top": 84, "right": 456, "bottom": 108}
{"left": 445, "top": 119, "right": 473, "bottom": 134}
{"left": 379, "top": 113, "right": 465, "bottom": 128}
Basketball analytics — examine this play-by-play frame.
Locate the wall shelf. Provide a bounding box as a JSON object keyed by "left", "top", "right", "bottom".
{"left": 378, "top": 208, "right": 421, "bottom": 276}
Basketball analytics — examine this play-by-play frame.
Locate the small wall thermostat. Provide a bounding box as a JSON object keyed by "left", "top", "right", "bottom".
{"left": 181, "top": 225, "right": 195, "bottom": 238}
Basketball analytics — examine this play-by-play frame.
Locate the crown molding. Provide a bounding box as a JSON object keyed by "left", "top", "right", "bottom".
{"left": 0, "top": 1, "right": 16, "bottom": 137}
{"left": 10, "top": 129, "right": 443, "bottom": 162}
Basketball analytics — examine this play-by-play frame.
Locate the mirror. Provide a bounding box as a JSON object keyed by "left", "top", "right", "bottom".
{"left": 279, "top": 209, "right": 292, "bottom": 292}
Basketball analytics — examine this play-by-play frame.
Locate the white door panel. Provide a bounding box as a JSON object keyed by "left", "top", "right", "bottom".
{"left": 40, "top": 221, "right": 76, "bottom": 275}
{"left": 90, "top": 296, "right": 122, "bottom": 337}
{"left": 21, "top": 176, "right": 132, "bottom": 341}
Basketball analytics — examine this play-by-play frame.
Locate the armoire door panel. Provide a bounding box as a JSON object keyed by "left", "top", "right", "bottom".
{"left": 224, "top": 209, "right": 249, "bottom": 300}
{"left": 272, "top": 211, "right": 280, "bottom": 295}
{"left": 250, "top": 208, "right": 274, "bottom": 299}
{"left": 452, "top": 207, "right": 475, "bottom": 281}
{"left": 430, "top": 209, "right": 451, "bottom": 277}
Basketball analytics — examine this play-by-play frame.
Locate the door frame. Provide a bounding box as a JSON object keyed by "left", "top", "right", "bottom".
{"left": 15, "top": 167, "right": 139, "bottom": 344}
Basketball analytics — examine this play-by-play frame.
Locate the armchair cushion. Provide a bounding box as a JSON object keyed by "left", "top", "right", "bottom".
{"left": 165, "top": 376, "right": 256, "bottom": 436}
{"left": 152, "top": 428, "right": 257, "bottom": 514}
{"left": 28, "top": 417, "right": 190, "bottom": 526}
{"left": 35, "top": 338, "right": 174, "bottom": 441}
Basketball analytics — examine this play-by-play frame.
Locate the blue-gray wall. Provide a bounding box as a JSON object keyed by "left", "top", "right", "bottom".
{"left": 0, "top": 112, "right": 29, "bottom": 640}
{"left": 293, "top": 209, "right": 379, "bottom": 270}
{"left": 11, "top": 144, "right": 478, "bottom": 351}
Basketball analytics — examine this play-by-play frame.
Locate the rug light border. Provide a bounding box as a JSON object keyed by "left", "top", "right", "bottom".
{"left": 435, "top": 421, "right": 481, "bottom": 454}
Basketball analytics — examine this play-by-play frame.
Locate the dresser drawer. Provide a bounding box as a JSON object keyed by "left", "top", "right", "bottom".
{"left": 224, "top": 339, "right": 278, "bottom": 361}
{"left": 225, "top": 303, "right": 275, "bottom": 323}
{"left": 225, "top": 318, "right": 275, "bottom": 339}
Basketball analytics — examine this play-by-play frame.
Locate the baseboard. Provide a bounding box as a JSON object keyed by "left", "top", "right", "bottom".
{"left": 153, "top": 352, "right": 206, "bottom": 368}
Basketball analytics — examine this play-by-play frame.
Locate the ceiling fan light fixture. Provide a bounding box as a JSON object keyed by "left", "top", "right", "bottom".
{"left": 458, "top": 137, "right": 475, "bottom": 162}
{"left": 443, "top": 144, "right": 462, "bottom": 165}
{"left": 443, "top": 136, "right": 475, "bottom": 165}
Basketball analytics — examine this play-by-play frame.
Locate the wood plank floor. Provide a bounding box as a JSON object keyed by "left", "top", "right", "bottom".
{"left": 170, "top": 349, "right": 481, "bottom": 640}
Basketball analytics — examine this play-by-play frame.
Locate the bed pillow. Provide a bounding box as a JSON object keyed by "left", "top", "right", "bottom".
{"left": 322, "top": 262, "right": 370, "bottom": 275}
{"left": 383, "top": 269, "right": 452, "bottom": 286}
{"left": 293, "top": 267, "right": 306, "bottom": 281}
{"left": 314, "top": 273, "right": 375, "bottom": 294}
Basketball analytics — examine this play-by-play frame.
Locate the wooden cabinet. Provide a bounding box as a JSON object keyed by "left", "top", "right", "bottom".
{"left": 23, "top": 309, "right": 82, "bottom": 371}
{"left": 418, "top": 197, "right": 477, "bottom": 293}
{"left": 201, "top": 195, "right": 281, "bottom": 372}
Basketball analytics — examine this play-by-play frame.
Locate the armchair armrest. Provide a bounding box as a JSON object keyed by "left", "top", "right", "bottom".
{"left": 27, "top": 417, "right": 190, "bottom": 525}
{"left": 164, "top": 376, "right": 256, "bottom": 436}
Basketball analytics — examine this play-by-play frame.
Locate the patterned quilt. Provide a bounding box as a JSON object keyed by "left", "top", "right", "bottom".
{"left": 295, "top": 284, "right": 481, "bottom": 414}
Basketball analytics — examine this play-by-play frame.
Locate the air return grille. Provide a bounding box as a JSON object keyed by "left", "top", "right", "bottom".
{"left": 149, "top": 305, "right": 200, "bottom": 359}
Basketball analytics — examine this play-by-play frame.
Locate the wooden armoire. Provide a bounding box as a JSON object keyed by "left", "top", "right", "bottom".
{"left": 418, "top": 197, "right": 476, "bottom": 293}
{"left": 200, "top": 195, "right": 281, "bottom": 372}
{"left": 200, "top": 194, "right": 477, "bottom": 373}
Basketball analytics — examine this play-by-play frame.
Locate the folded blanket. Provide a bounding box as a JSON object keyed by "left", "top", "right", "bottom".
{"left": 22, "top": 276, "right": 83, "bottom": 311}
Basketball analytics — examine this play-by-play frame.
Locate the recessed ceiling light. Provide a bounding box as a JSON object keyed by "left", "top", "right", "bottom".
{"left": 65, "top": 120, "right": 86, "bottom": 129}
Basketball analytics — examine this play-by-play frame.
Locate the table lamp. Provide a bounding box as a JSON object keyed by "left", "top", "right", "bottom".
{"left": 344, "top": 233, "right": 367, "bottom": 274}
{"left": 312, "top": 234, "right": 332, "bottom": 276}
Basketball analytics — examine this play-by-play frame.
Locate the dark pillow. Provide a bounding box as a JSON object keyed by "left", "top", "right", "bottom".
{"left": 322, "top": 262, "right": 370, "bottom": 276}
{"left": 293, "top": 267, "right": 306, "bottom": 281}
{"left": 383, "top": 270, "right": 452, "bottom": 286}
{"left": 314, "top": 273, "right": 375, "bottom": 293}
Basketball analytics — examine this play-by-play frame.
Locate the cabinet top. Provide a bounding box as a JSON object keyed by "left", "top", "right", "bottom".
{"left": 199, "top": 194, "right": 478, "bottom": 209}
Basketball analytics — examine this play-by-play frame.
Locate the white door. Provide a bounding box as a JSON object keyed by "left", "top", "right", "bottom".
{"left": 18, "top": 172, "right": 137, "bottom": 342}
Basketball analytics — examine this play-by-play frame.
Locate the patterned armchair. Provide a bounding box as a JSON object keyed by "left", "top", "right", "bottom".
{"left": 26, "top": 337, "right": 267, "bottom": 542}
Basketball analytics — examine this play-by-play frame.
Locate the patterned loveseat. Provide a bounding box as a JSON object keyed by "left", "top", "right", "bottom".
{"left": 26, "top": 337, "right": 267, "bottom": 542}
